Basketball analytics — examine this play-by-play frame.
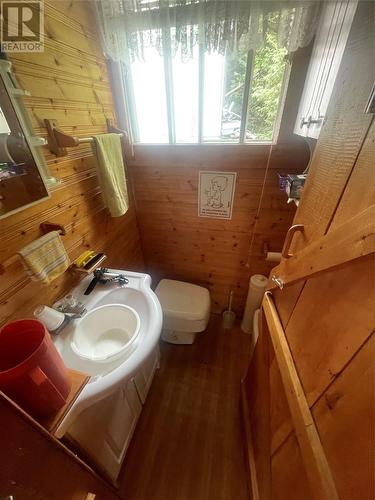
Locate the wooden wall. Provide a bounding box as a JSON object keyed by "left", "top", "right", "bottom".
{"left": 269, "top": 3, "right": 375, "bottom": 492}
{"left": 268, "top": 259, "right": 375, "bottom": 499}
{"left": 127, "top": 43, "right": 311, "bottom": 314}
{"left": 0, "top": 0, "right": 144, "bottom": 327}
{"left": 244, "top": 2, "right": 375, "bottom": 498}
{"left": 0, "top": 0, "right": 310, "bottom": 322}
{"left": 129, "top": 142, "right": 309, "bottom": 314}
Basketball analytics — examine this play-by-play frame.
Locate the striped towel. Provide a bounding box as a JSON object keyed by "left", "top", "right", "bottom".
{"left": 18, "top": 231, "right": 70, "bottom": 285}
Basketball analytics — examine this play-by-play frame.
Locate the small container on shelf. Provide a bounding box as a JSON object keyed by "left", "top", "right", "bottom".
{"left": 277, "top": 173, "right": 288, "bottom": 191}
{"left": 285, "top": 174, "right": 307, "bottom": 200}
{"left": 277, "top": 172, "right": 307, "bottom": 205}
{"left": 71, "top": 251, "right": 107, "bottom": 274}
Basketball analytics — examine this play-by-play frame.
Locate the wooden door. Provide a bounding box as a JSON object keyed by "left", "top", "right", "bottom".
{"left": 242, "top": 2, "right": 375, "bottom": 499}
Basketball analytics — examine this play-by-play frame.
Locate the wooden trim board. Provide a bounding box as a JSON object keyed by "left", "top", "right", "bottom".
{"left": 241, "top": 380, "right": 260, "bottom": 500}
{"left": 39, "top": 368, "right": 90, "bottom": 436}
{"left": 262, "top": 292, "right": 339, "bottom": 500}
{"left": 0, "top": 390, "right": 120, "bottom": 495}
{"left": 269, "top": 204, "right": 375, "bottom": 290}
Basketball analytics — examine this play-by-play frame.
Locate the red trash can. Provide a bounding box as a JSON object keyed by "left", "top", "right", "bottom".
{"left": 0, "top": 319, "right": 71, "bottom": 417}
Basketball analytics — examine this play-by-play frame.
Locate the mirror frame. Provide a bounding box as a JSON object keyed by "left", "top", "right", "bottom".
{"left": 0, "top": 59, "right": 56, "bottom": 219}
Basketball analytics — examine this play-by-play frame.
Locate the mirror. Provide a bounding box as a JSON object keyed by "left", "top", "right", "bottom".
{"left": 0, "top": 59, "right": 50, "bottom": 218}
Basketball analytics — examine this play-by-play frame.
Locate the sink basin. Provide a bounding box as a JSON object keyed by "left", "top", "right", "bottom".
{"left": 52, "top": 269, "right": 162, "bottom": 438}
{"left": 71, "top": 304, "right": 140, "bottom": 362}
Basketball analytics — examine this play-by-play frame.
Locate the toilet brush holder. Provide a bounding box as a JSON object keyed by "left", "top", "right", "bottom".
{"left": 222, "top": 291, "right": 236, "bottom": 329}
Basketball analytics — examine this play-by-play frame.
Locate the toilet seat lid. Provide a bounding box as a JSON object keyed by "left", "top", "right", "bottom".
{"left": 155, "top": 279, "right": 210, "bottom": 321}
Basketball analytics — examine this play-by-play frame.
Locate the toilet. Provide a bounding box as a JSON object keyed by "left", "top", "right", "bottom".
{"left": 155, "top": 279, "right": 211, "bottom": 344}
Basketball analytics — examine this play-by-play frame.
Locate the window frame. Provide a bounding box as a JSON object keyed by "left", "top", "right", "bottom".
{"left": 122, "top": 33, "right": 290, "bottom": 146}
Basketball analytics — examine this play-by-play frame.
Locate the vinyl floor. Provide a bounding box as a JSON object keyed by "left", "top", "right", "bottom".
{"left": 119, "top": 315, "right": 251, "bottom": 500}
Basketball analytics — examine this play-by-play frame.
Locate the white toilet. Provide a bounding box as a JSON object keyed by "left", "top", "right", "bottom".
{"left": 155, "top": 279, "right": 211, "bottom": 344}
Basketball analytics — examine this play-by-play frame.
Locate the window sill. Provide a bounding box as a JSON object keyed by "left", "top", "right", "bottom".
{"left": 131, "top": 141, "right": 275, "bottom": 147}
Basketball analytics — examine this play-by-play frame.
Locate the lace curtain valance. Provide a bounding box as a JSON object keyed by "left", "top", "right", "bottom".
{"left": 96, "top": 0, "right": 321, "bottom": 62}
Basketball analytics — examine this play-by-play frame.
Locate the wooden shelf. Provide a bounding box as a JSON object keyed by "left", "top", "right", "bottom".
{"left": 39, "top": 369, "right": 90, "bottom": 436}
{"left": 71, "top": 253, "right": 107, "bottom": 274}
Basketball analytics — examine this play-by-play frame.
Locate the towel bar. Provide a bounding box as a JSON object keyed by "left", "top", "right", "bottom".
{"left": 40, "top": 222, "right": 66, "bottom": 236}
{"left": 44, "top": 118, "right": 127, "bottom": 157}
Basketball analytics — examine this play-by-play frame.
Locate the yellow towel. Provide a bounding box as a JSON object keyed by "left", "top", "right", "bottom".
{"left": 18, "top": 231, "right": 70, "bottom": 285}
{"left": 92, "top": 133, "right": 129, "bottom": 217}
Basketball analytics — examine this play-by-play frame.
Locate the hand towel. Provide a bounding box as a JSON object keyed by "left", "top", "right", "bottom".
{"left": 92, "top": 133, "right": 129, "bottom": 217}
{"left": 18, "top": 231, "right": 70, "bottom": 285}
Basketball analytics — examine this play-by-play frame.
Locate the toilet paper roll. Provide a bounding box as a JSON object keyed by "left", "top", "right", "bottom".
{"left": 241, "top": 274, "right": 268, "bottom": 334}
{"left": 266, "top": 252, "right": 282, "bottom": 263}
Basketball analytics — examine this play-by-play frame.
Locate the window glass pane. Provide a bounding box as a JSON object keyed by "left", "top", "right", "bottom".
{"left": 221, "top": 43, "right": 247, "bottom": 142}
{"left": 172, "top": 29, "right": 199, "bottom": 143}
{"left": 202, "top": 52, "right": 225, "bottom": 141}
{"left": 246, "top": 19, "right": 287, "bottom": 142}
{"left": 130, "top": 35, "right": 169, "bottom": 143}
{"left": 203, "top": 49, "right": 247, "bottom": 143}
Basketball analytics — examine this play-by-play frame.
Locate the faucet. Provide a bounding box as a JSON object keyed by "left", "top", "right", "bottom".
{"left": 84, "top": 268, "right": 129, "bottom": 295}
{"left": 55, "top": 294, "right": 87, "bottom": 317}
{"left": 35, "top": 296, "right": 87, "bottom": 335}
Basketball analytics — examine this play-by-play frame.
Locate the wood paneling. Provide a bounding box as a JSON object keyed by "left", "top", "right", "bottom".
{"left": 272, "top": 281, "right": 306, "bottom": 329}
{"left": 244, "top": 311, "right": 271, "bottom": 499}
{"left": 292, "top": 0, "right": 374, "bottom": 250}
{"left": 270, "top": 205, "right": 375, "bottom": 289}
{"left": 269, "top": 354, "right": 292, "bottom": 455}
{"left": 0, "top": 1, "right": 144, "bottom": 327}
{"left": 330, "top": 119, "right": 375, "bottom": 229}
{"left": 263, "top": 293, "right": 339, "bottom": 500}
{"left": 285, "top": 257, "right": 375, "bottom": 406}
{"left": 122, "top": 24, "right": 311, "bottom": 314}
{"left": 269, "top": 256, "right": 375, "bottom": 461}
{"left": 243, "top": 3, "right": 375, "bottom": 497}
{"left": 129, "top": 141, "right": 309, "bottom": 313}
{"left": 271, "top": 433, "right": 314, "bottom": 500}
{"left": 312, "top": 334, "right": 375, "bottom": 500}
{"left": 273, "top": 1, "right": 375, "bottom": 325}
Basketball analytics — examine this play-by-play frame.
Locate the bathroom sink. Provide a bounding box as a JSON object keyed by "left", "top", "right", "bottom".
{"left": 52, "top": 270, "right": 162, "bottom": 438}
{"left": 71, "top": 303, "right": 141, "bottom": 362}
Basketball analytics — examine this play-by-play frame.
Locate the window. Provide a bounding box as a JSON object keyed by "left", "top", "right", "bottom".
{"left": 122, "top": 16, "right": 288, "bottom": 145}
{"left": 98, "top": 1, "right": 319, "bottom": 145}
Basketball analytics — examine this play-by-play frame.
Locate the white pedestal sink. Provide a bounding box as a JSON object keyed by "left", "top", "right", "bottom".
{"left": 52, "top": 270, "right": 162, "bottom": 444}
{"left": 71, "top": 303, "right": 141, "bottom": 362}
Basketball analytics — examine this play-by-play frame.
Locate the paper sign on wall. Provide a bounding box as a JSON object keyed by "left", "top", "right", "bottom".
{"left": 198, "top": 171, "right": 237, "bottom": 219}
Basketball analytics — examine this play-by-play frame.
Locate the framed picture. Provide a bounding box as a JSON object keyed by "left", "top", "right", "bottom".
{"left": 198, "top": 171, "right": 237, "bottom": 219}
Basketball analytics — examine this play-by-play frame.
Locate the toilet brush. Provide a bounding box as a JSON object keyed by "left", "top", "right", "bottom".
{"left": 222, "top": 290, "right": 236, "bottom": 329}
